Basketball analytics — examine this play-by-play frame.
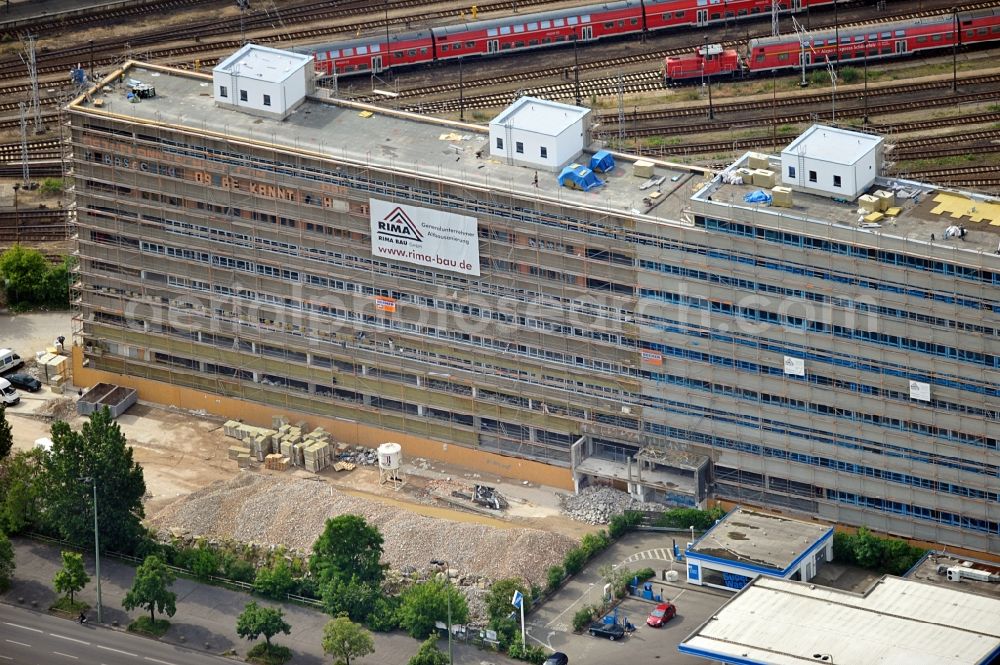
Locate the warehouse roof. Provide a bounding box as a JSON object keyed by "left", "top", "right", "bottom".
{"left": 679, "top": 576, "right": 1000, "bottom": 665}
{"left": 688, "top": 508, "right": 832, "bottom": 573}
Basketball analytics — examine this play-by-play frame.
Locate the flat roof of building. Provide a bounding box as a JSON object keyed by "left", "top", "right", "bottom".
{"left": 689, "top": 508, "right": 831, "bottom": 572}
{"left": 679, "top": 576, "right": 1000, "bottom": 665}
{"left": 214, "top": 43, "right": 312, "bottom": 83}
{"left": 68, "top": 61, "right": 1000, "bottom": 266}
{"left": 907, "top": 552, "right": 1000, "bottom": 601}
{"left": 70, "top": 63, "right": 698, "bottom": 227}
{"left": 695, "top": 152, "right": 1000, "bottom": 256}
{"left": 489, "top": 96, "right": 590, "bottom": 137}
{"left": 782, "top": 123, "right": 882, "bottom": 165}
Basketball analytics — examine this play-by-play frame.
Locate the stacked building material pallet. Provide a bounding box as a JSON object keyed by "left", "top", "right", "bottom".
{"left": 223, "top": 421, "right": 278, "bottom": 464}
{"left": 264, "top": 453, "right": 290, "bottom": 471}
{"left": 228, "top": 445, "right": 251, "bottom": 460}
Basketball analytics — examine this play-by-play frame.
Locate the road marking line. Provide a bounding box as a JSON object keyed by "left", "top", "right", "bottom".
{"left": 49, "top": 633, "right": 90, "bottom": 645}
{"left": 0, "top": 654, "right": 13, "bottom": 660}
{"left": 4, "top": 622, "right": 44, "bottom": 633}
{"left": 96, "top": 645, "right": 137, "bottom": 657}
{"left": 5, "top": 639, "right": 32, "bottom": 648}
{"left": 52, "top": 652, "right": 78, "bottom": 659}
{"left": 144, "top": 657, "right": 178, "bottom": 665}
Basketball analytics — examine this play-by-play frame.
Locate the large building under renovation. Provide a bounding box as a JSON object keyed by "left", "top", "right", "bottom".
{"left": 67, "top": 47, "right": 999, "bottom": 553}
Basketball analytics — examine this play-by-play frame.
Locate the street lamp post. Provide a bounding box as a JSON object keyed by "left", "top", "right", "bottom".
{"left": 430, "top": 559, "right": 453, "bottom": 665}
{"left": 82, "top": 477, "right": 102, "bottom": 623}
{"left": 12, "top": 183, "right": 20, "bottom": 244}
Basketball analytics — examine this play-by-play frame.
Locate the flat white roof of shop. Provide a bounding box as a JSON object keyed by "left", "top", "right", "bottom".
{"left": 689, "top": 508, "right": 831, "bottom": 571}
{"left": 679, "top": 576, "right": 1000, "bottom": 665}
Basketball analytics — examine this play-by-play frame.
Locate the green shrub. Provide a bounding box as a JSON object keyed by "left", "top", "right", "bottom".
{"left": 838, "top": 66, "right": 860, "bottom": 84}
{"left": 634, "top": 567, "right": 656, "bottom": 582}
{"left": 127, "top": 616, "right": 170, "bottom": 637}
{"left": 366, "top": 595, "right": 399, "bottom": 632}
{"left": 580, "top": 530, "right": 610, "bottom": 558}
{"left": 222, "top": 554, "right": 256, "bottom": 583}
{"left": 254, "top": 559, "right": 296, "bottom": 599}
{"left": 38, "top": 178, "right": 66, "bottom": 196}
{"left": 545, "top": 564, "right": 564, "bottom": 592}
{"left": 832, "top": 528, "right": 926, "bottom": 575}
{"left": 654, "top": 506, "right": 725, "bottom": 531}
{"left": 609, "top": 510, "right": 643, "bottom": 538}
{"left": 246, "top": 642, "right": 292, "bottom": 665}
{"left": 189, "top": 545, "right": 219, "bottom": 580}
{"left": 507, "top": 633, "right": 547, "bottom": 664}
{"left": 563, "top": 547, "right": 586, "bottom": 575}
{"left": 571, "top": 606, "right": 596, "bottom": 632}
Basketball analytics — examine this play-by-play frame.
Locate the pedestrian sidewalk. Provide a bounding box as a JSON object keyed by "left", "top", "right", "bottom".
{"left": 2, "top": 536, "right": 518, "bottom": 665}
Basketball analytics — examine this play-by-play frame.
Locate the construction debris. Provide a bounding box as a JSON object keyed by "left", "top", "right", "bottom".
{"left": 148, "top": 473, "right": 577, "bottom": 586}
{"left": 559, "top": 485, "right": 664, "bottom": 524}
{"left": 472, "top": 485, "right": 507, "bottom": 511}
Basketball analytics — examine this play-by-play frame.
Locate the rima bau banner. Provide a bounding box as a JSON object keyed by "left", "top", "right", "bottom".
{"left": 369, "top": 198, "right": 480, "bottom": 276}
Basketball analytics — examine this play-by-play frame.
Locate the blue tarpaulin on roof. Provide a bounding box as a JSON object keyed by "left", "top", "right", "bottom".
{"left": 558, "top": 164, "right": 604, "bottom": 191}
{"left": 744, "top": 190, "right": 772, "bottom": 204}
{"left": 590, "top": 150, "right": 616, "bottom": 173}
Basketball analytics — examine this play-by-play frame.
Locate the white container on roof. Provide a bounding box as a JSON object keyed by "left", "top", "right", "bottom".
{"left": 780, "top": 124, "right": 883, "bottom": 201}
{"left": 213, "top": 43, "right": 314, "bottom": 120}
{"left": 488, "top": 96, "right": 590, "bottom": 171}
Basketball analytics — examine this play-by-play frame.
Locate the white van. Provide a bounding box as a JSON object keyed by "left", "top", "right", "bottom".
{"left": 0, "top": 378, "right": 19, "bottom": 406}
{"left": 0, "top": 349, "right": 23, "bottom": 374}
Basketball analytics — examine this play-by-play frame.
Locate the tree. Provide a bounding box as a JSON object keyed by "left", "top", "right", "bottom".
{"left": 322, "top": 616, "right": 374, "bottom": 665}
{"left": 408, "top": 636, "right": 449, "bottom": 665}
{"left": 53, "top": 551, "right": 90, "bottom": 603}
{"left": 485, "top": 578, "right": 530, "bottom": 624}
{"left": 310, "top": 515, "right": 386, "bottom": 587}
{"left": 397, "top": 579, "right": 468, "bottom": 640}
{"left": 0, "top": 404, "right": 11, "bottom": 460}
{"left": 0, "top": 529, "right": 13, "bottom": 591}
{"left": 236, "top": 601, "right": 291, "bottom": 653}
{"left": 122, "top": 555, "right": 176, "bottom": 622}
{"left": 321, "top": 575, "right": 379, "bottom": 623}
{"left": 0, "top": 449, "right": 45, "bottom": 533}
{"left": 0, "top": 245, "right": 49, "bottom": 305}
{"left": 42, "top": 408, "right": 147, "bottom": 553}
{"left": 852, "top": 527, "right": 883, "bottom": 569}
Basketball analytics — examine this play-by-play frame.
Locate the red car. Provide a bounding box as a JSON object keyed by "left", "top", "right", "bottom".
{"left": 646, "top": 602, "right": 676, "bottom": 627}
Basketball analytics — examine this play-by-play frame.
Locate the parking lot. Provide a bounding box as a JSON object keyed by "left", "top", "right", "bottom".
{"left": 527, "top": 531, "right": 732, "bottom": 665}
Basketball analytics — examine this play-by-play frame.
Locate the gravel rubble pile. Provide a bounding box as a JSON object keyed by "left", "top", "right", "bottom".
{"left": 560, "top": 485, "right": 663, "bottom": 524}
{"left": 147, "top": 472, "right": 576, "bottom": 585}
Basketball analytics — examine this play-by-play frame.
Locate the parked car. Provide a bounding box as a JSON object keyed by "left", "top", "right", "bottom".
{"left": 588, "top": 621, "right": 626, "bottom": 641}
{"left": 5, "top": 373, "right": 41, "bottom": 392}
{"left": 543, "top": 653, "right": 569, "bottom": 665}
{"left": 0, "top": 349, "right": 23, "bottom": 375}
{"left": 646, "top": 602, "right": 677, "bottom": 627}
{"left": 0, "top": 378, "right": 20, "bottom": 406}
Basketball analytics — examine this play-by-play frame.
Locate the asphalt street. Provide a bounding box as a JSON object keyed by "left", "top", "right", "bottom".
{"left": 0, "top": 602, "right": 230, "bottom": 665}
{"left": 3, "top": 537, "right": 520, "bottom": 665}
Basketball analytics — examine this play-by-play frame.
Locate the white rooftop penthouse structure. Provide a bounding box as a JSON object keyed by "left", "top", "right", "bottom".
{"left": 781, "top": 124, "right": 883, "bottom": 201}
{"left": 488, "top": 96, "right": 590, "bottom": 171}
{"left": 213, "top": 43, "right": 313, "bottom": 120}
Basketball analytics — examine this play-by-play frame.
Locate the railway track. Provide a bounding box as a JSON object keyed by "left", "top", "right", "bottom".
{"left": 0, "top": 161, "right": 64, "bottom": 179}
{"left": 0, "top": 140, "right": 63, "bottom": 162}
{"left": 0, "top": 209, "right": 71, "bottom": 242}
{"left": 0, "top": 0, "right": 215, "bottom": 35}
{"left": 0, "top": 0, "right": 556, "bottom": 84}
{"left": 360, "top": 0, "right": 1000, "bottom": 106}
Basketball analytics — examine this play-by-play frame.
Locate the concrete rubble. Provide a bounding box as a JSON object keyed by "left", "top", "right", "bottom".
{"left": 147, "top": 473, "right": 576, "bottom": 586}
{"left": 559, "top": 485, "right": 664, "bottom": 524}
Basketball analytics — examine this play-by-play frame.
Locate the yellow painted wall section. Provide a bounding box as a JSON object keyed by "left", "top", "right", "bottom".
{"left": 73, "top": 348, "right": 575, "bottom": 490}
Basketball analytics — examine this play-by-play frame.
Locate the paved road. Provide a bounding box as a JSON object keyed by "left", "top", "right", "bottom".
{"left": 0, "top": 602, "right": 236, "bottom": 665}
{"left": 3, "top": 537, "right": 519, "bottom": 665}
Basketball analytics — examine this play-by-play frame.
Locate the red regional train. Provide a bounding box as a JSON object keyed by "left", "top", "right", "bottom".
{"left": 664, "top": 7, "right": 1000, "bottom": 83}
{"left": 299, "top": 0, "right": 846, "bottom": 77}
